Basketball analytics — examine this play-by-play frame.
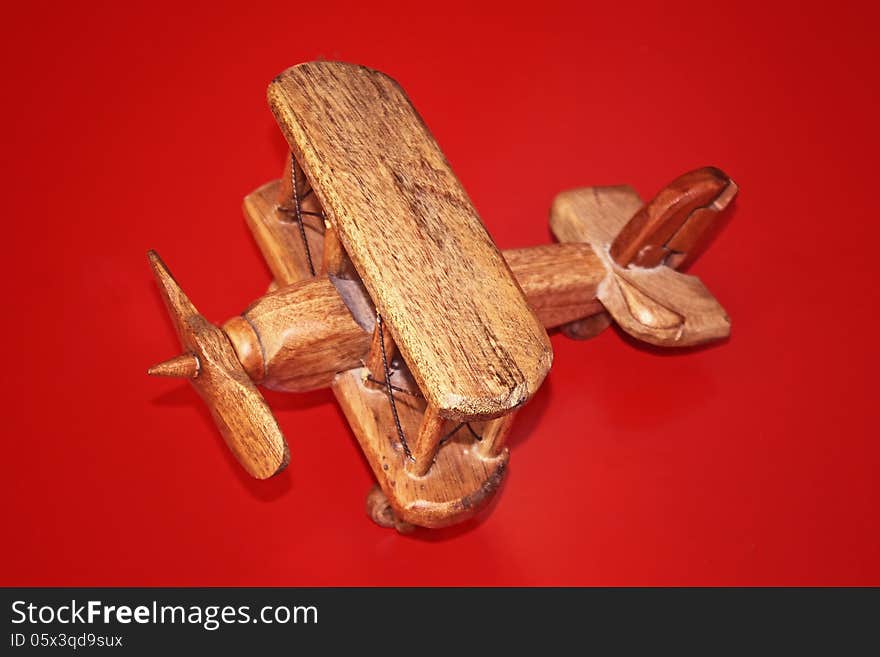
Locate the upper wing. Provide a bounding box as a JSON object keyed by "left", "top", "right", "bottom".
{"left": 268, "top": 62, "right": 551, "bottom": 419}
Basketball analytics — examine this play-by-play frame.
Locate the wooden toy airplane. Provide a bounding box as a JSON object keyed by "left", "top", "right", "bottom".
{"left": 148, "top": 62, "right": 737, "bottom": 532}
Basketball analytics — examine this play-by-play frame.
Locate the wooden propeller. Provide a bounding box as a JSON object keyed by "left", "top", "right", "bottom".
{"left": 146, "top": 250, "right": 290, "bottom": 479}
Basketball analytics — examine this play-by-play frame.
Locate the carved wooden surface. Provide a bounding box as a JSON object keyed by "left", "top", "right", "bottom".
{"left": 238, "top": 184, "right": 616, "bottom": 393}
{"left": 226, "top": 278, "right": 371, "bottom": 392}
{"left": 243, "top": 180, "right": 323, "bottom": 286}
{"left": 551, "top": 186, "right": 731, "bottom": 346}
{"left": 147, "top": 59, "right": 738, "bottom": 531}
{"left": 609, "top": 167, "right": 734, "bottom": 268}
{"left": 268, "top": 61, "right": 552, "bottom": 420}
{"left": 332, "top": 368, "right": 506, "bottom": 528}
{"left": 147, "top": 251, "right": 289, "bottom": 479}
{"left": 241, "top": 171, "right": 738, "bottom": 385}
{"left": 550, "top": 184, "right": 643, "bottom": 245}
{"left": 503, "top": 243, "right": 604, "bottom": 329}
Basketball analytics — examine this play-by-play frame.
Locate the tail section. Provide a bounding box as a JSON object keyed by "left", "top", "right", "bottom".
{"left": 550, "top": 167, "right": 737, "bottom": 347}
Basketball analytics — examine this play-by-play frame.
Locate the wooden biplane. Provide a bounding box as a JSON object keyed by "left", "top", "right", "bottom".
{"left": 147, "top": 62, "right": 737, "bottom": 531}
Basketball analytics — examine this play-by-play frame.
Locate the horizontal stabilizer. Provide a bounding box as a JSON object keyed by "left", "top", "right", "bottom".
{"left": 599, "top": 264, "right": 730, "bottom": 346}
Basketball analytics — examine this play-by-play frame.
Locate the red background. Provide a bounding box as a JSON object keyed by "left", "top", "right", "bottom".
{"left": 3, "top": 1, "right": 878, "bottom": 585}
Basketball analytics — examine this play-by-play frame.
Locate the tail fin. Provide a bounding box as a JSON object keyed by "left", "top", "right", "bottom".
{"left": 550, "top": 169, "right": 735, "bottom": 347}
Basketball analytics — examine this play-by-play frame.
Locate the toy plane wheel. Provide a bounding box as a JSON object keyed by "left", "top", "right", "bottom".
{"left": 366, "top": 485, "right": 415, "bottom": 534}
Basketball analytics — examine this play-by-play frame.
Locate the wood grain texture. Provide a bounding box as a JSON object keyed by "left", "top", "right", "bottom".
{"left": 147, "top": 251, "right": 289, "bottom": 479}
{"left": 548, "top": 185, "right": 642, "bottom": 340}
{"left": 220, "top": 315, "right": 264, "bottom": 381}
{"left": 609, "top": 167, "right": 735, "bottom": 268}
{"left": 478, "top": 411, "right": 517, "bottom": 457}
{"left": 663, "top": 175, "right": 738, "bottom": 270}
{"left": 364, "top": 318, "right": 396, "bottom": 382}
{"left": 148, "top": 60, "right": 738, "bottom": 511}
{"left": 229, "top": 278, "right": 371, "bottom": 392}
{"left": 551, "top": 186, "right": 731, "bottom": 346}
{"left": 503, "top": 243, "right": 604, "bottom": 329}
{"left": 408, "top": 403, "right": 445, "bottom": 476}
{"left": 598, "top": 265, "right": 731, "bottom": 345}
{"left": 551, "top": 184, "right": 644, "bottom": 246}
{"left": 235, "top": 205, "right": 510, "bottom": 522}
{"left": 147, "top": 353, "right": 199, "bottom": 378}
{"left": 321, "top": 223, "right": 355, "bottom": 278}
{"left": 247, "top": 177, "right": 610, "bottom": 334}
{"left": 243, "top": 180, "right": 324, "bottom": 286}
{"left": 332, "top": 367, "right": 507, "bottom": 528}
{"left": 268, "top": 61, "right": 552, "bottom": 420}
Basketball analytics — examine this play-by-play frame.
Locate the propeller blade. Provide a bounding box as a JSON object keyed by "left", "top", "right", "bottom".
{"left": 147, "top": 250, "right": 289, "bottom": 479}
